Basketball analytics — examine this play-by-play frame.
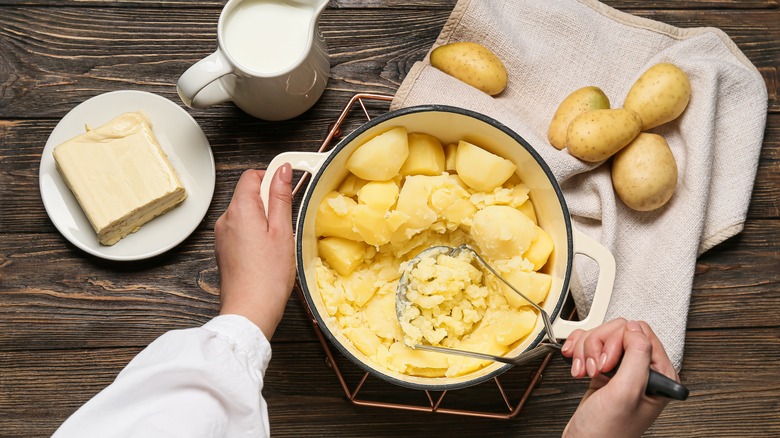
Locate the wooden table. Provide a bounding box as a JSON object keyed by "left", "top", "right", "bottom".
{"left": 1, "top": 1, "right": 778, "bottom": 436}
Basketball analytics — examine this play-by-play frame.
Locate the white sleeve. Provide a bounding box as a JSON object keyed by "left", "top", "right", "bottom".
{"left": 53, "top": 314, "right": 272, "bottom": 438}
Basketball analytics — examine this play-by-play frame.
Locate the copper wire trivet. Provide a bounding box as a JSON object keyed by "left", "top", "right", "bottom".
{"left": 290, "top": 93, "right": 557, "bottom": 419}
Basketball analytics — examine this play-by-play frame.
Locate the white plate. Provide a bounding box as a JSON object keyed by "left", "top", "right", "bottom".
{"left": 39, "top": 90, "right": 216, "bottom": 261}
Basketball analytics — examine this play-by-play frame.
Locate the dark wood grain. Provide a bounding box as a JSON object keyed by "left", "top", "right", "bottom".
{"left": 1, "top": 0, "right": 779, "bottom": 437}
{"left": 1, "top": 328, "right": 778, "bottom": 437}
{"left": 0, "top": 6, "right": 778, "bottom": 117}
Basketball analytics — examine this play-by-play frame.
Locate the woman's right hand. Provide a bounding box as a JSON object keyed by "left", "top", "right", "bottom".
{"left": 560, "top": 319, "right": 679, "bottom": 438}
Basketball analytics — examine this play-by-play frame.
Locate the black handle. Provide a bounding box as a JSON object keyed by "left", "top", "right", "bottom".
{"left": 560, "top": 353, "right": 688, "bottom": 400}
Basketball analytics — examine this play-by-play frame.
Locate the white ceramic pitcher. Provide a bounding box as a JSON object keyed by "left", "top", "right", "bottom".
{"left": 177, "top": 0, "right": 329, "bottom": 120}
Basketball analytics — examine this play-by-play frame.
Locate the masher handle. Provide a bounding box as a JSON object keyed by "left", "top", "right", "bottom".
{"left": 557, "top": 346, "right": 689, "bottom": 400}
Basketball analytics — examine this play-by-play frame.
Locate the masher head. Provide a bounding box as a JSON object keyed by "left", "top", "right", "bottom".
{"left": 395, "top": 244, "right": 559, "bottom": 360}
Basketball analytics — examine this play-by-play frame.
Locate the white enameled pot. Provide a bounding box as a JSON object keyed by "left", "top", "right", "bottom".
{"left": 260, "top": 105, "right": 615, "bottom": 390}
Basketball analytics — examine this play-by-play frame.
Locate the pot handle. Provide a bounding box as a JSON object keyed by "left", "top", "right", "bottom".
{"left": 259, "top": 151, "right": 330, "bottom": 215}
{"left": 551, "top": 228, "right": 616, "bottom": 339}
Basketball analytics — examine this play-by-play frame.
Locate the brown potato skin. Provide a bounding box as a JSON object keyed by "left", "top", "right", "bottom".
{"left": 548, "top": 86, "right": 610, "bottom": 150}
{"left": 566, "top": 108, "right": 642, "bottom": 162}
{"left": 623, "top": 63, "right": 691, "bottom": 130}
{"left": 430, "top": 42, "right": 508, "bottom": 96}
{"left": 611, "top": 133, "right": 678, "bottom": 211}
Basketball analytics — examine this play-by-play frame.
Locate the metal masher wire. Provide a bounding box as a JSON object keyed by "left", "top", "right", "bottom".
{"left": 396, "top": 244, "right": 690, "bottom": 400}
{"left": 395, "top": 244, "right": 561, "bottom": 368}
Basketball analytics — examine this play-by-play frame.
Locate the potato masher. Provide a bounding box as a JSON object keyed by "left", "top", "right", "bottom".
{"left": 396, "top": 244, "right": 689, "bottom": 400}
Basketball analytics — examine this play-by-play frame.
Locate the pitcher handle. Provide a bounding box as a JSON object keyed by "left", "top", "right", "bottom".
{"left": 260, "top": 151, "right": 330, "bottom": 215}
{"left": 552, "top": 228, "right": 616, "bottom": 338}
{"left": 177, "top": 49, "right": 233, "bottom": 109}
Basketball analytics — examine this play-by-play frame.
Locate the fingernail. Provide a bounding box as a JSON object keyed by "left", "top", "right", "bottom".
{"left": 586, "top": 357, "right": 597, "bottom": 377}
{"left": 627, "top": 320, "right": 642, "bottom": 332}
{"left": 561, "top": 339, "right": 572, "bottom": 353}
{"left": 572, "top": 358, "right": 582, "bottom": 377}
{"left": 279, "top": 163, "right": 292, "bottom": 184}
{"left": 599, "top": 353, "right": 607, "bottom": 371}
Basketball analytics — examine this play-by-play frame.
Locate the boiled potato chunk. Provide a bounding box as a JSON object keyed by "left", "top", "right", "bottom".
{"left": 364, "top": 292, "right": 401, "bottom": 339}
{"left": 499, "top": 269, "right": 552, "bottom": 307}
{"left": 566, "top": 108, "right": 642, "bottom": 162}
{"left": 352, "top": 204, "right": 394, "bottom": 246}
{"left": 394, "top": 175, "right": 437, "bottom": 231}
{"left": 388, "top": 341, "right": 449, "bottom": 371}
{"left": 346, "top": 127, "right": 409, "bottom": 181}
{"left": 343, "top": 326, "right": 382, "bottom": 358}
{"left": 611, "top": 133, "right": 678, "bottom": 211}
{"left": 343, "top": 269, "right": 380, "bottom": 307}
{"left": 624, "top": 63, "right": 691, "bottom": 130}
{"left": 318, "top": 237, "right": 367, "bottom": 276}
{"left": 430, "top": 42, "right": 508, "bottom": 95}
{"left": 548, "top": 86, "right": 610, "bottom": 150}
{"left": 471, "top": 205, "right": 537, "bottom": 259}
{"left": 315, "top": 192, "right": 361, "bottom": 241}
{"left": 455, "top": 141, "right": 517, "bottom": 192}
{"left": 523, "top": 226, "right": 554, "bottom": 270}
{"left": 517, "top": 199, "right": 537, "bottom": 224}
{"left": 399, "top": 133, "right": 446, "bottom": 176}
{"left": 357, "top": 180, "right": 399, "bottom": 211}
{"left": 482, "top": 308, "right": 537, "bottom": 346}
{"left": 338, "top": 173, "right": 368, "bottom": 197}
{"left": 444, "top": 142, "right": 458, "bottom": 171}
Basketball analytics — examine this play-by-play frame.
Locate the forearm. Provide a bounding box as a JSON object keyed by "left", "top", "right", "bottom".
{"left": 53, "top": 315, "right": 271, "bottom": 438}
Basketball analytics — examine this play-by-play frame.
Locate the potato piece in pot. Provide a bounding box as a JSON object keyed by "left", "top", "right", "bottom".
{"left": 523, "top": 226, "right": 554, "bottom": 271}
{"left": 346, "top": 127, "right": 409, "bottom": 181}
{"left": 318, "top": 237, "right": 367, "bottom": 277}
{"left": 455, "top": 141, "right": 517, "bottom": 192}
{"left": 338, "top": 173, "right": 368, "bottom": 198}
{"left": 471, "top": 205, "right": 537, "bottom": 259}
{"left": 400, "top": 133, "right": 446, "bottom": 176}
{"left": 357, "top": 180, "right": 399, "bottom": 212}
{"left": 611, "top": 133, "right": 678, "bottom": 211}
{"left": 315, "top": 191, "right": 361, "bottom": 241}
{"left": 444, "top": 142, "right": 458, "bottom": 172}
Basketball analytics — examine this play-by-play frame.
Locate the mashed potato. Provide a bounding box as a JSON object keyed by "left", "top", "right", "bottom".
{"left": 314, "top": 133, "right": 554, "bottom": 378}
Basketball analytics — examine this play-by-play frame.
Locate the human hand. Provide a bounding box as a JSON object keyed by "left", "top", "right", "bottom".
{"left": 560, "top": 318, "right": 679, "bottom": 438}
{"left": 215, "top": 165, "right": 296, "bottom": 340}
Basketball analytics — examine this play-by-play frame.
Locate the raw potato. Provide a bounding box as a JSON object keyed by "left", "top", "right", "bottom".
{"left": 346, "top": 127, "right": 409, "bottom": 181}
{"left": 566, "top": 108, "right": 642, "bottom": 162}
{"left": 548, "top": 86, "right": 610, "bottom": 150}
{"left": 399, "top": 133, "right": 446, "bottom": 176}
{"left": 455, "top": 140, "right": 517, "bottom": 192}
{"left": 430, "top": 42, "right": 508, "bottom": 95}
{"left": 623, "top": 63, "right": 691, "bottom": 130}
{"left": 611, "top": 133, "right": 678, "bottom": 211}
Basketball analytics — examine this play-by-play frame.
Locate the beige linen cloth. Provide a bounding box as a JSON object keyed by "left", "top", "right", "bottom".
{"left": 390, "top": 0, "right": 767, "bottom": 370}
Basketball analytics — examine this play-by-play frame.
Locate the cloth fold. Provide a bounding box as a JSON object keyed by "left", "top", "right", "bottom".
{"left": 391, "top": 0, "right": 767, "bottom": 369}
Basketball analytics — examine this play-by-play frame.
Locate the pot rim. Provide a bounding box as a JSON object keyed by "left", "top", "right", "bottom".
{"left": 295, "top": 104, "right": 574, "bottom": 391}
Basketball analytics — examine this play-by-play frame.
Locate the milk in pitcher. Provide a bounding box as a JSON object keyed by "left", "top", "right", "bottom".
{"left": 224, "top": 0, "right": 313, "bottom": 74}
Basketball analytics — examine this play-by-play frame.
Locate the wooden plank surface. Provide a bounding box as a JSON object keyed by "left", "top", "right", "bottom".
{"left": 1, "top": 0, "right": 778, "bottom": 437}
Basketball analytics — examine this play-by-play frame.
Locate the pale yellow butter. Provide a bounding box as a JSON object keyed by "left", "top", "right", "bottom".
{"left": 53, "top": 112, "right": 187, "bottom": 246}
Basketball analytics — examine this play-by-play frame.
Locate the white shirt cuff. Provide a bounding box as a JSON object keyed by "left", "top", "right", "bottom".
{"left": 203, "top": 314, "right": 272, "bottom": 373}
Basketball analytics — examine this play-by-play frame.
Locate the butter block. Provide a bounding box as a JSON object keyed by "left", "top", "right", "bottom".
{"left": 53, "top": 112, "right": 187, "bottom": 246}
